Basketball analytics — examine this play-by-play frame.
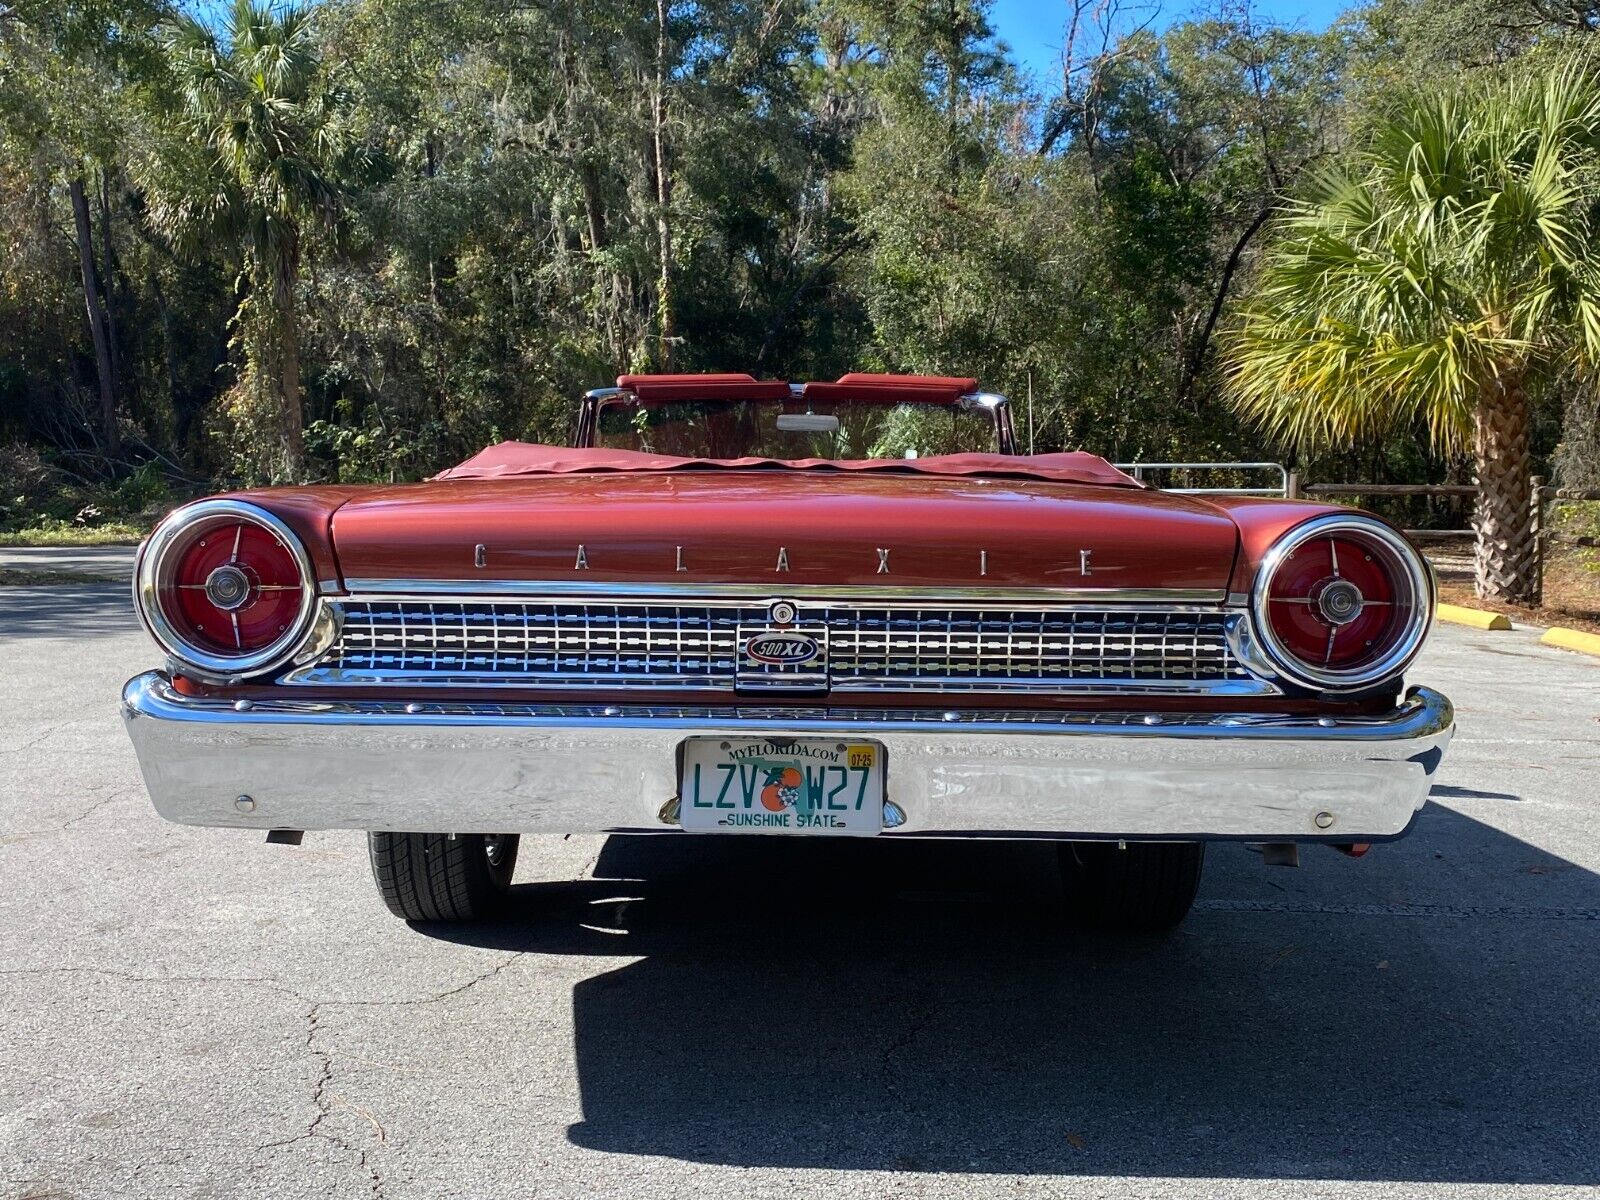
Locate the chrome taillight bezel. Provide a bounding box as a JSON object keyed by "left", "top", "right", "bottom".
{"left": 1251, "top": 513, "right": 1435, "bottom": 693}
{"left": 133, "top": 498, "right": 319, "bottom": 683}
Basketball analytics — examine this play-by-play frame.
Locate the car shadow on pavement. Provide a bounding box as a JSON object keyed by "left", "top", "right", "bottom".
{"left": 419, "top": 807, "right": 1599, "bottom": 1184}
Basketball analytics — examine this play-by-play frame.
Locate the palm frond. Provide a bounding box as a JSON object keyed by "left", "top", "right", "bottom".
{"left": 1223, "top": 54, "right": 1600, "bottom": 457}
{"left": 142, "top": 0, "right": 370, "bottom": 296}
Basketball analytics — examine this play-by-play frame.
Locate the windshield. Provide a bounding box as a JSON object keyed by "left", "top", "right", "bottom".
{"left": 590, "top": 398, "right": 1001, "bottom": 460}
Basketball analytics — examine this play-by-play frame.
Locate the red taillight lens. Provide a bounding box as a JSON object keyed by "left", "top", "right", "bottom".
{"left": 135, "top": 500, "right": 314, "bottom": 680}
{"left": 164, "top": 521, "right": 305, "bottom": 654}
{"left": 1265, "top": 533, "right": 1400, "bottom": 670}
{"left": 1253, "top": 517, "right": 1432, "bottom": 691}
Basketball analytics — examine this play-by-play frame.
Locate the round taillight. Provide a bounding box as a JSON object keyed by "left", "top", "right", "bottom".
{"left": 1252, "top": 515, "right": 1433, "bottom": 692}
{"left": 135, "top": 500, "right": 316, "bottom": 681}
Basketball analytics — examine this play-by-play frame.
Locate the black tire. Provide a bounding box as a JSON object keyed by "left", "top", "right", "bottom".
{"left": 367, "top": 832, "right": 519, "bottom": 921}
{"left": 1058, "top": 840, "right": 1204, "bottom": 933}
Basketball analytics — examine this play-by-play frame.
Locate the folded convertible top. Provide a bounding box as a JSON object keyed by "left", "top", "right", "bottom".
{"left": 434, "top": 443, "right": 1143, "bottom": 488}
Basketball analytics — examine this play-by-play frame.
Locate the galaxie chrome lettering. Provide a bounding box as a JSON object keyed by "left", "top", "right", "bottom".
{"left": 529, "top": 544, "right": 1116, "bottom": 578}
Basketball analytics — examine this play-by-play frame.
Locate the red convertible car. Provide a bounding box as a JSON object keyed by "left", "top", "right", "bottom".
{"left": 122, "top": 373, "right": 1453, "bottom": 930}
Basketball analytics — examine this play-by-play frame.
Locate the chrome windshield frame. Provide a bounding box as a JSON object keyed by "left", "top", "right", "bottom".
{"left": 575, "top": 385, "right": 1017, "bottom": 456}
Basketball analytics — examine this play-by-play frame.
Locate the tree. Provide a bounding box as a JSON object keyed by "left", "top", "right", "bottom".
{"left": 827, "top": 0, "right": 1042, "bottom": 384}
{"left": 652, "top": 0, "right": 676, "bottom": 367}
{"left": 67, "top": 177, "right": 121, "bottom": 455}
{"left": 147, "top": 0, "right": 375, "bottom": 478}
{"left": 1, "top": 0, "right": 173, "bottom": 463}
{"left": 1224, "top": 58, "right": 1600, "bottom": 602}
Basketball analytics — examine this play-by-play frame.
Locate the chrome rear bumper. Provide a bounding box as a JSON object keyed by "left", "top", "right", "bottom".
{"left": 121, "top": 672, "right": 1452, "bottom": 841}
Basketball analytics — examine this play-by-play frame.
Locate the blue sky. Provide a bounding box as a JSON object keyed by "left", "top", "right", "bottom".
{"left": 989, "top": 0, "right": 1352, "bottom": 86}
{"left": 184, "top": 0, "right": 1353, "bottom": 77}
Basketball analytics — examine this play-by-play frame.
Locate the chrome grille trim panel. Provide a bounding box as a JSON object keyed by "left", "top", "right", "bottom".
{"left": 313, "top": 600, "right": 743, "bottom": 689}
{"left": 827, "top": 608, "right": 1245, "bottom": 691}
{"left": 285, "top": 595, "right": 1279, "bottom": 696}
{"left": 132, "top": 678, "right": 1445, "bottom": 737}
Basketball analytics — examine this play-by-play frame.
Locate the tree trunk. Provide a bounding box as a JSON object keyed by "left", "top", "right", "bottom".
{"left": 279, "top": 286, "right": 306, "bottom": 478}
{"left": 1472, "top": 372, "right": 1536, "bottom": 602}
{"left": 1174, "top": 204, "right": 1273, "bottom": 409}
{"left": 68, "top": 177, "right": 120, "bottom": 458}
{"left": 150, "top": 272, "right": 180, "bottom": 425}
{"left": 98, "top": 169, "right": 122, "bottom": 399}
{"left": 577, "top": 158, "right": 628, "bottom": 366}
{"left": 578, "top": 161, "right": 608, "bottom": 255}
{"left": 652, "top": 0, "right": 675, "bottom": 368}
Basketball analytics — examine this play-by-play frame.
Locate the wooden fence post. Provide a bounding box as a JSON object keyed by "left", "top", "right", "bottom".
{"left": 1286, "top": 470, "right": 1301, "bottom": 499}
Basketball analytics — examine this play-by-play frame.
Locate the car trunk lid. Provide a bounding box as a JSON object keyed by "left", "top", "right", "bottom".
{"left": 329, "top": 470, "right": 1239, "bottom": 593}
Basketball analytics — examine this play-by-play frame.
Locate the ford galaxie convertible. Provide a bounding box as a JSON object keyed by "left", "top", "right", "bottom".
{"left": 122, "top": 373, "right": 1453, "bottom": 930}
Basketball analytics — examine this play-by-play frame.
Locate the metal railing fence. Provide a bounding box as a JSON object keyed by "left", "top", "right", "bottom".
{"left": 1113, "top": 462, "right": 1289, "bottom": 497}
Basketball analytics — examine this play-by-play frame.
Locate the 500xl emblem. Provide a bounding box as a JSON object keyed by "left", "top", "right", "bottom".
{"left": 745, "top": 631, "right": 821, "bottom": 666}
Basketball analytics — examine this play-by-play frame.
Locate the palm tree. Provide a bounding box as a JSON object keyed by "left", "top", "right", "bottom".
{"left": 1223, "top": 60, "right": 1600, "bottom": 603}
{"left": 149, "top": 0, "right": 371, "bottom": 478}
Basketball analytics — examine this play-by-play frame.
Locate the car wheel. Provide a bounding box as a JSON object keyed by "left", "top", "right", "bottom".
{"left": 367, "top": 832, "right": 519, "bottom": 921}
{"left": 1058, "top": 840, "right": 1204, "bottom": 932}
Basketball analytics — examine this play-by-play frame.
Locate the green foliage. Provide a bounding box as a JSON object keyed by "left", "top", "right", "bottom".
{"left": 0, "top": 441, "right": 171, "bottom": 536}
{"left": 0, "top": 523, "right": 149, "bottom": 546}
{"left": 0, "top": 0, "right": 1596, "bottom": 520}
{"left": 105, "top": 460, "right": 171, "bottom": 513}
{"left": 304, "top": 410, "right": 450, "bottom": 482}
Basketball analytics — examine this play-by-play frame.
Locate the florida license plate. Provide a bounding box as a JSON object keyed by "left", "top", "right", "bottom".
{"left": 678, "top": 737, "right": 885, "bottom": 835}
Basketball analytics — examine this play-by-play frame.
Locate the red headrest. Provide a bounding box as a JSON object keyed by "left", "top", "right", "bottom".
{"left": 616, "top": 373, "right": 792, "bottom": 403}
{"left": 801, "top": 373, "right": 980, "bottom": 405}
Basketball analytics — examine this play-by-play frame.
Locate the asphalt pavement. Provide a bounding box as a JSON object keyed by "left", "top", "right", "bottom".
{"left": 0, "top": 545, "right": 137, "bottom": 579}
{"left": 2, "top": 581, "right": 1598, "bottom": 1199}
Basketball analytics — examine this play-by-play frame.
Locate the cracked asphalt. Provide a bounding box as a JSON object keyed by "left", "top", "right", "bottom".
{"left": 2, "top": 581, "right": 1599, "bottom": 1199}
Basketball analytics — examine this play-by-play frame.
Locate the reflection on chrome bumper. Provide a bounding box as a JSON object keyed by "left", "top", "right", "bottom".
{"left": 121, "top": 672, "right": 1453, "bottom": 841}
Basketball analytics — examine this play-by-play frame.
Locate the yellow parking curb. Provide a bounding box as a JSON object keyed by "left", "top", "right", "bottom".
{"left": 1436, "top": 603, "right": 1511, "bottom": 631}
{"left": 1541, "top": 626, "right": 1600, "bottom": 657}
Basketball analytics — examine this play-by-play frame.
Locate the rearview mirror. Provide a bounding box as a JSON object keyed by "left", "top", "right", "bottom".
{"left": 776, "top": 413, "right": 841, "bottom": 433}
